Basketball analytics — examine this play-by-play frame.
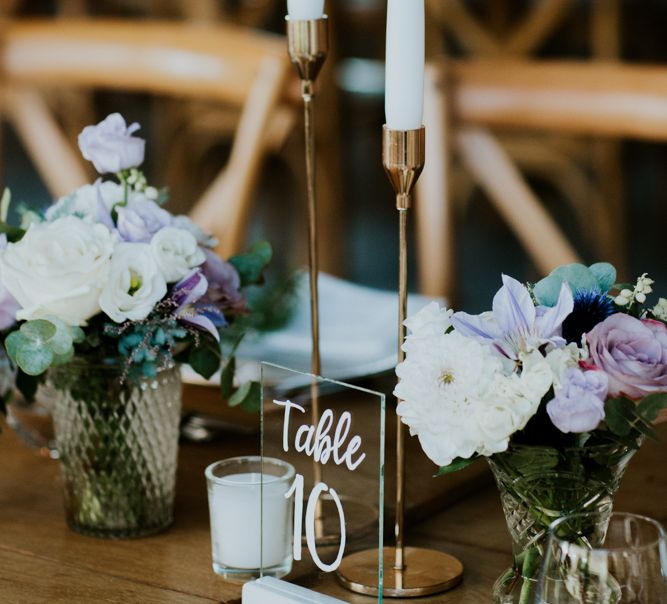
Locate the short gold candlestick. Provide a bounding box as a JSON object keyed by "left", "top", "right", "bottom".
{"left": 337, "top": 127, "right": 463, "bottom": 598}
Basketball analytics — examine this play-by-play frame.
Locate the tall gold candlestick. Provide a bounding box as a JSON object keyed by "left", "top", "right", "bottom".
{"left": 337, "top": 127, "right": 463, "bottom": 598}
{"left": 286, "top": 15, "right": 328, "bottom": 538}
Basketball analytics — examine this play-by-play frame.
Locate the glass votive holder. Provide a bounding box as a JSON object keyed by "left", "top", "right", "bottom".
{"left": 205, "top": 456, "right": 295, "bottom": 583}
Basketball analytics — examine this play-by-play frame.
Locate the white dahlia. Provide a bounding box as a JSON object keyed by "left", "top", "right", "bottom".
{"left": 395, "top": 308, "right": 553, "bottom": 467}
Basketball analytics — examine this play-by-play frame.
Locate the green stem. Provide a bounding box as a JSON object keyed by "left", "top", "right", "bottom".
{"left": 519, "top": 547, "right": 540, "bottom": 604}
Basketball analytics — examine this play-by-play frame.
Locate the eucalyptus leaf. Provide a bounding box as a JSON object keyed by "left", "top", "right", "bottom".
{"left": 238, "top": 382, "right": 262, "bottom": 413}
{"left": 589, "top": 262, "right": 616, "bottom": 293}
{"left": 20, "top": 320, "right": 57, "bottom": 343}
{"left": 11, "top": 335, "right": 53, "bottom": 376}
{"left": 229, "top": 241, "right": 272, "bottom": 287}
{"left": 228, "top": 381, "right": 252, "bottom": 407}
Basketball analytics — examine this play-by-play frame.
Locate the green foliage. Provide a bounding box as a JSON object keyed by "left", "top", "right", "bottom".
{"left": 188, "top": 338, "right": 221, "bottom": 380}
{"left": 605, "top": 396, "right": 664, "bottom": 442}
{"left": 6, "top": 318, "right": 84, "bottom": 376}
{"left": 229, "top": 241, "right": 272, "bottom": 288}
{"left": 228, "top": 380, "right": 261, "bottom": 413}
{"left": 436, "top": 455, "right": 480, "bottom": 476}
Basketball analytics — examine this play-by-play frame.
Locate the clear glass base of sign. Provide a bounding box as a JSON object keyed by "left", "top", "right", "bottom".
{"left": 260, "top": 362, "right": 386, "bottom": 601}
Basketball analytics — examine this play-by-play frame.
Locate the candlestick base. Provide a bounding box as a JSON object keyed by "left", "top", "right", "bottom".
{"left": 336, "top": 546, "right": 463, "bottom": 598}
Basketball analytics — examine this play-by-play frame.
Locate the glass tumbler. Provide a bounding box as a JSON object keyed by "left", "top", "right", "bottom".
{"left": 205, "top": 456, "right": 295, "bottom": 582}
{"left": 536, "top": 512, "right": 667, "bottom": 603}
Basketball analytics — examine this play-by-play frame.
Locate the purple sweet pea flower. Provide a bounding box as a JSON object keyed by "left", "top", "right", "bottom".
{"left": 452, "top": 274, "right": 574, "bottom": 360}
{"left": 547, "top": 366, "right": 608, "bottom": 433}
{"left": 587, "top": 314, "right": 667, "bottom": 400}
{"left": 172, "top": 270, "right": 223, "bottom": 342}
{"left": 116, "top": 199, "right": 171, "bottom": 242}
{"left": 78, "top": 113, "right": 145, "bottom": 175}
{"left": 201, "top": 248, "right": 244, "bottom": 312}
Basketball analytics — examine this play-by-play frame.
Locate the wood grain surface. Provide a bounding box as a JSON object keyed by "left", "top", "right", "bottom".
{"left": 0, "top": 398, "right": 664, "bottom": 603}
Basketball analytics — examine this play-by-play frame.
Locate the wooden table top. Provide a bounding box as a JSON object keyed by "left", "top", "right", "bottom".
{"left": 0, "top": 404, "right": 664, "bottom": 604}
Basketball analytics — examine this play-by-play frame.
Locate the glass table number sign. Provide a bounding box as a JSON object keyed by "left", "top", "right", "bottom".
{"left": 260, "top": 363, "right": 386, "bottom": 601}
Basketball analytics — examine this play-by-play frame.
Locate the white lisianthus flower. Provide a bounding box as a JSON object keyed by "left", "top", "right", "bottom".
{"left": 653, "top": 298, "right": 667, "bottom": 322}
{"left": 151, "top": 226, "right": 205, "bottom": 283}
{"left": 0, "top": 217, "right": 115, "bottom": 326}
{"left": 100, "top": 243, "right": 167, "bottom": 322}
{"left": 395, "top": 329, "right": 553, "bottom": 467}
{"left": 46, "top": 181, "right": 151, "bottom": 223}
{"left": 545, "top": 343, "right": 586, "bottom": 388}
{"left": 171, "top": 215, "right": 219, "bottom": 248}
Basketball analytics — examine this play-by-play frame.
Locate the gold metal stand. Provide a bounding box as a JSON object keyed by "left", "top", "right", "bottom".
{"left": 337, "top": 127, "right": 463, "bottom": 598}
{"left": 286, "top": 15, "right": 328, "bottom": 538}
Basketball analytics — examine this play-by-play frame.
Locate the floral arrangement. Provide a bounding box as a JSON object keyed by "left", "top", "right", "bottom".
{"left": 0, "top": 113, "right": 270, "bottom": 412}
{"left": 396, "top": 263, "right": 667, "bottom": 472}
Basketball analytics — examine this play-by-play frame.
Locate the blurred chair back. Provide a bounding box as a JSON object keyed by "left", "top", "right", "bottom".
{"left": 0, "top": 19, "right": 291, "bottom": 258}
{"left": 418, "top": 58, "right": 667, "bottom": 300}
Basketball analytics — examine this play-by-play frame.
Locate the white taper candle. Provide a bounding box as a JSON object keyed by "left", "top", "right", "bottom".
{"left": 385, "top": 0, "right": 425, "bottom": 131}
{"left": 287, "top": 0, "right": 325, "bottom": 20}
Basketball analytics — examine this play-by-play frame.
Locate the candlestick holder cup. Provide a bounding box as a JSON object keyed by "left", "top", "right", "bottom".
{"left": 336, "top": 127, "right": 463, "bottom": 598}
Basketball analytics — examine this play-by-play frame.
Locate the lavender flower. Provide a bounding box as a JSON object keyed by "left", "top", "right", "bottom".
{"left": 452, "top": 274, "right": 573, "bottom": 360}
{"left": 171, "top": 270, "right": 222, "bottom": 341}
{"left": 116, "top": 199, "right": 171, "bottom": 242}
{"left": 78, "top": 113, "right": 145, "bottom": 174}
{"left": 587, "top": 314, "right": 667, "bottom": 399}
{"left": 200, "top": 248, "right": 244, "bottom": 312}
{"left": 546, "top": 366, "right": 608, "bottom": 433}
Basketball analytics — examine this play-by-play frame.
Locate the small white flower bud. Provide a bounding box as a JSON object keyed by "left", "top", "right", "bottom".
{"left": 145, "top": 186, "right": 159, "bottom": 201}
{"left": 635, "top": 292, "right": 646, "bottom": 304}
{"left": 615, "top": 295, "right": 629, "bottom": 306}
{"left": 620, "top": 289, "right": 633, "bottom": 298}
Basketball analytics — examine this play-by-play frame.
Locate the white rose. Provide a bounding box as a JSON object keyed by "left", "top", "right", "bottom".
{"left": 150, "top": 226, "right": 205, "bottom": 283}
{"left": 78, "top": 113, "right": 145, "bottom": 174}
{"left": 0, "top": 217, "right": 114, "bottom": 326}
{"left": 100, "top": 243, "right": 167, "bottom": 323}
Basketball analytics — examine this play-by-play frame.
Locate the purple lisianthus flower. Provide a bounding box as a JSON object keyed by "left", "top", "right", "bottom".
{"left": 587, "top": 314, "right": 667, "bottom": 400}
{"left": 201, "top": 248, "right": 244, "bottom": 312}
{"left": 171, "top": 270, "right": 224, "bottom": 342}
{"left": 116, "top": 199, "right": 171, "bottom": 242}
{"left": 547, "top": 366, "right": 608, "bottom": 433}
{"left": 78, "top": 113, "right": 145, "bottom": 174}
{"left": 452, "top": 274, "right": 574, "bottom": 360}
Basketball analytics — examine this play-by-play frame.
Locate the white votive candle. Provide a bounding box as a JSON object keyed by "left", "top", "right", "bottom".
{"left": 385, "top": 0, "right": 425, "bottom": 130}
{"left": 287, "top": 0, "right": 325, "bottom": 20}
{"left": 206, "top": 458, "right": 294, "bottom": 579}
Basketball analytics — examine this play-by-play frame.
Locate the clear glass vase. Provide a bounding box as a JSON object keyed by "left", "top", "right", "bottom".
{"left": 49, "top": 360, "right": 182, "bottom": 539}
{"left": 488, "top": 442, "right": 640, "bottom": 604}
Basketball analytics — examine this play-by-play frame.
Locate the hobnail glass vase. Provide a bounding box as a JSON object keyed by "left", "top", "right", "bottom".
{"left": 488, "top": 442, "right": 640, "bottom": 604}
{"left": 49, "top": 359, "right": 182, "bottom": 539}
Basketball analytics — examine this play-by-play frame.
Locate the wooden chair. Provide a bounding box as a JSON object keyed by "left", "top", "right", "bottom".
{"left": 417, "top": 58, "right": 667, "bottom": 300}
{"left": 421, "top": 0, "right": 627, "bottom": 299}
{"left": 0, "top": 19, "right": 292, "bottom": 259}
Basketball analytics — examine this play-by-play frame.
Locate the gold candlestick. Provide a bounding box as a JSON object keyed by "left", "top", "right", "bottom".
{"left": 337, "top": 127, "right": 463, "bottom": 598}
{"left": 287, "top": 15, "right": 327, "bottom": 538}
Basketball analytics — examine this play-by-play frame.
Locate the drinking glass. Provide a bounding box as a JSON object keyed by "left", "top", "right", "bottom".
{"left": 205, "top": 456, "right": 295, "bottom": 582}
{"left": 536, "top": 512, "right": 667, "bottom": 603}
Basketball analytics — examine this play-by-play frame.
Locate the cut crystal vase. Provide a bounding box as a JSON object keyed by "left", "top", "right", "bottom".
{"left": 49, "top": 360, "right": 182, "bottom": 539}
{"left": 488, "top": 442, "right": 640, "bottom": 604}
